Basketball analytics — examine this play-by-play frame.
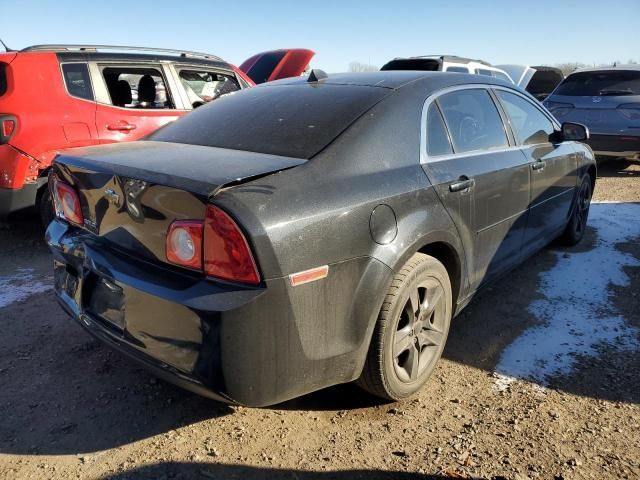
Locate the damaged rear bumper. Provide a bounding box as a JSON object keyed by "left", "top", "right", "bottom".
{"left": 46, "top": 219, "right": 390, "bottom": 406}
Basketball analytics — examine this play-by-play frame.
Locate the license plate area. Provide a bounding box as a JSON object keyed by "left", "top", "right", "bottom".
{"left": 83, "top": 272, "right": 125, "bottom": 332}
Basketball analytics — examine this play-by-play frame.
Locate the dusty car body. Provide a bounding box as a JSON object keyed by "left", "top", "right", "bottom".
{"left": 544, "top": 65, "right": 640, "bottom": 160}
{"left": 47, "top": 71, "right": 596, "bottom": 407}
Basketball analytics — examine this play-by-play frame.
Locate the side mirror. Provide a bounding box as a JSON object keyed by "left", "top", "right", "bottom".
{"left": 561, "top": 122, "right": 589, "bottom": 142}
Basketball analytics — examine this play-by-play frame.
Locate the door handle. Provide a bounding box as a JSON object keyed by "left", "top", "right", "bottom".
{"left": 531, "top": 161, "right": 546, "bottom": 171}
{"left": 449, "top": 176, "right": 475, "bottom": 193}
{"left": 107, "top": 121, "right": 137, "bottom": 132}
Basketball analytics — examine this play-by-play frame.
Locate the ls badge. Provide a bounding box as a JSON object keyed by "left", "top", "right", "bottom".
{"left": 104, "top": 188, "right": 121, "bottom": 207}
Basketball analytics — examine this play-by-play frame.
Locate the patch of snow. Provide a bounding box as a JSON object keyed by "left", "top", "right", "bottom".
{"left": 0, "top": 268, "right": 52, "bottom": 309}
{"left": 494, "top": 202, "right": 640, "bottom": 391}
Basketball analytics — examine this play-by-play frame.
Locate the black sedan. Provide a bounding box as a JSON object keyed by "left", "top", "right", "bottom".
{"left": 46, "top": 71, "right": 595, "bottom": 407}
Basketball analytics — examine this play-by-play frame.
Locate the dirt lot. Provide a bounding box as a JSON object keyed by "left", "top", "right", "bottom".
{"left": 0, "top": 159, "right": 638, "bottom": 480}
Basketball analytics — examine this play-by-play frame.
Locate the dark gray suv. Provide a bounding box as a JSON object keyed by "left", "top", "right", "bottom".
{"left": 544, "top": 65, "right": 640, "bottom": 160}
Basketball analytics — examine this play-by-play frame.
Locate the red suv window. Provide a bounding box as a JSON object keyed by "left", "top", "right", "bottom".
{"left": 61, "top": 63, "right": 94, "bottom": 101}
{"left": 0, "top": 63, "right": 7, "bottom": 97}
{"left": 101, "top": 66, "right": 173, "bottom": 109}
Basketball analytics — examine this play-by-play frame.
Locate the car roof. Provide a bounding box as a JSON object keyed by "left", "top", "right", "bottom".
{"left": 261, "top": 70, "right": 514, "bottom": 91}
{"left": 17, "top": 44, "right": 233, "bottom": 69}
{"left": 53, "top": 51, "right": 232, "bottom": 69}
{"left": 571, "top": 64, "right": 640, "bottom": 74}
{"left": 386, "top": 54, "right": 492, "bottom": 66}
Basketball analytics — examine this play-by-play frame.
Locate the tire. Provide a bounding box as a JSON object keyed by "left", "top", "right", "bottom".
{"left": 357, "top": 253, "right": 452, "bottom": 401}
{"left": 558, "top": 174, "right": 592, "bottom": 246}
{"left": 37, "top": 184, "right": 55, "bottom": 228}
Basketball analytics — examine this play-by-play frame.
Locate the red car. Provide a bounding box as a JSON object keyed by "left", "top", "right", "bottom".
{"left": 0, "top": 44, "right": 313, "bottom": 223}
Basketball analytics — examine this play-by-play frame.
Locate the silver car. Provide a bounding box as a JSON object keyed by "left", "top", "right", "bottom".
{"left": 544, "top": 65, "right": 640, "bottom": 160}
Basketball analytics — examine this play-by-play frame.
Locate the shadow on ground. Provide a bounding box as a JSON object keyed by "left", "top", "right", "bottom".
{"left": 0, "top": 205, "right": 638, "bottom": 460}
{"left": 99, "top": 462, "right": 468, "bottom": 480}
{"left": 596, "top": 158, "right": 640, "bottom": 178}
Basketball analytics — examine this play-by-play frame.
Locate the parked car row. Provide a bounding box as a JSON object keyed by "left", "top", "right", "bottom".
{"left": 544, "top": 65, "right": 640, "bottom": 161}
{"left": 0, "top": 44, "right": 314, "bottom": 220}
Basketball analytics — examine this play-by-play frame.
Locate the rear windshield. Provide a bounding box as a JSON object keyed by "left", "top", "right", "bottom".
{"left": 0, "top": 63, "right": 7, "bottom": 97}
{"left": 148, "top": 84, "right": 388, "bottom": 159}
{"left": 554, "top": 70, "right": 640, "bottom": 96}
{"left": 381, "top": 59, "right": 440, "bottom": 71}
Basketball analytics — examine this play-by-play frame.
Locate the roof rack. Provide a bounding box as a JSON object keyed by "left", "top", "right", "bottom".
{"left": 20, "top": 44, "right": 225, "bottom": 62}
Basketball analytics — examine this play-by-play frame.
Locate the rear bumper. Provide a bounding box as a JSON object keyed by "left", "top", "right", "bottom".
{"left": 0, "top": 182, "right": 39, "bottom": 217}
{"left": 586, "top": 134, "right": 640, "bottom": 158}
{"left": 46, "top": 219, "right": 390, "bottom": 406}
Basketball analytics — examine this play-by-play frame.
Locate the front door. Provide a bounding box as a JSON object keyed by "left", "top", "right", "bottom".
{"left": 493, "top": 89, "right": 577, "bottom": 251}
{"left": 422, "top": 88, "right": 530, "bottom": 290}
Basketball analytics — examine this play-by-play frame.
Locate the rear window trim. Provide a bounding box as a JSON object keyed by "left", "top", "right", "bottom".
{"left": 59, "top": 61, "right": 96, "bottom": 104}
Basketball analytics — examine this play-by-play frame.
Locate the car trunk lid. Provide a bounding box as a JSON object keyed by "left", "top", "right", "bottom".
{"left": 53, "top": 140, "right": 304, "bottom": 264}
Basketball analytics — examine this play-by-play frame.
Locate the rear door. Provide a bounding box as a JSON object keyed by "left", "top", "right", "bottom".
{"left": 421, "top": 86, "right": 530, "bottom": 289}
{"left": 494, "top": 88, "right": 577, "bottom": 251}
{"left": 90, "top": 62, "right": 185, "bottom": 144}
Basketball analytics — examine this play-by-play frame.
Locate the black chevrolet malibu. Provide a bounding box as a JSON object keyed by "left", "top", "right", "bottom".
{"left": 47, "top": 71, "right": 595, "bottom": 406}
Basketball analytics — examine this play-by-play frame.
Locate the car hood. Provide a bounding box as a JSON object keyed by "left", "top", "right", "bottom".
{"left": 239, "top": 48, "right": 315, "bottom": 84}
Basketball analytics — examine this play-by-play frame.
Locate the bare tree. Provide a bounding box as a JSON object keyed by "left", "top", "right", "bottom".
{"left": 349, "top": 61, "right": 378, "bottom": 72}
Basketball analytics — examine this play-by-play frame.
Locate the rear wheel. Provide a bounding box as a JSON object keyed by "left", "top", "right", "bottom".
{"left": 357, "top": 253, "right": 452, "bottom": 401}
{"left": 558, "top": 174, "right": 592, "bottom": 246}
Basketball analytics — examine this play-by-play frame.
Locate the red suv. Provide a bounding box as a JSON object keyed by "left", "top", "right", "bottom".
{"left": 0, "top": 44, "right": 313, "bottom": 222}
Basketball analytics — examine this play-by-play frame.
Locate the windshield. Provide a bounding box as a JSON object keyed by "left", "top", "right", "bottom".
{"left": 554, "top": 70, "right": 640, "bottom": 96}
{"left": 148, "top": 83, "right": 388, "bottom": 159}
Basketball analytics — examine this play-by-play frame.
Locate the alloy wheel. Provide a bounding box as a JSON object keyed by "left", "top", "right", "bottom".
{"left": 393, "top": 278, "right": 446, "bottom": 383}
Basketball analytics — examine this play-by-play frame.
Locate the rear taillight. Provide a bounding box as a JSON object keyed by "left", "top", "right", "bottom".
{"left": 52, "top": 179, "right": 84, "bottom": 226}
{"left": 166, "top": 221, "right": 203, "bottom": 270}
{"left": 618, "top": 103, "right": 640, "bottom": 120}
{"left": 204, "top": 205, "right": 260, "bottom": 284}
{"left": 0, "top": 115, "right": 17, "bottom": 144}
{"left": 165, "top": 205, "right": 260, "bottom": 284}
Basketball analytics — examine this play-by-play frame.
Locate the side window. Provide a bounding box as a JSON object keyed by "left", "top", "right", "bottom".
{"left": 178, "top": 69, "right": 240, "bottom": 108}
{"left": 101, "top": 66, "right": 173, "bottom": 109}
{"left": 446, "top": 66, "right": 468, "bottom": 73}
{"left": 496, "top": 90, "right": 555, "bottom": 145}
{"left": 0, "top": 63, "right": 7, "bottom": 97}
{"left": 426, "top": 103, "right": 453, "bottom": 157}
{"left": 438, "top": 89, "right": 509, "bottom": 153}
{"left": 475, "top": 68, "right": 495, "bottom": 77}
{"left": 62, "top": 63, "right": 93, "bottom": 101}
{"left": 494, "top": 71, "right": 512, "bottom": 83}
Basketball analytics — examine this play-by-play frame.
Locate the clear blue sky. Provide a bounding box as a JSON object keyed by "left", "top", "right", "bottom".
{"left": 3, "top": 0, "right": 639, "bottom": 71}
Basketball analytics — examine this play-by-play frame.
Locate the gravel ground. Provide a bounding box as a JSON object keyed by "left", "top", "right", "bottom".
{"left": 0, "top": 158, "right": 638, "bottom": 480}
